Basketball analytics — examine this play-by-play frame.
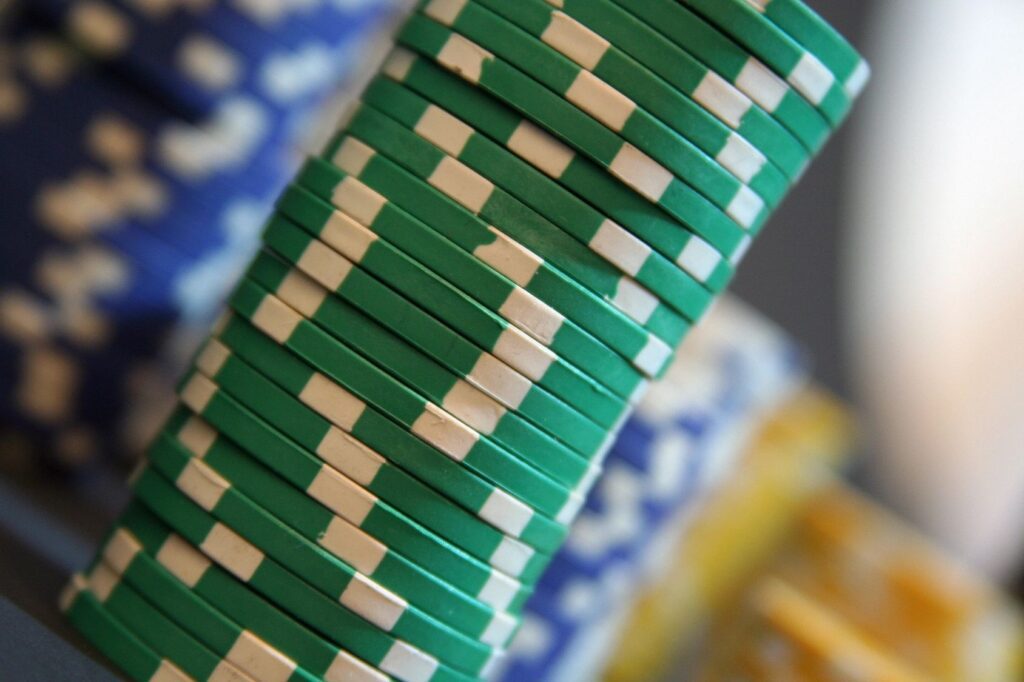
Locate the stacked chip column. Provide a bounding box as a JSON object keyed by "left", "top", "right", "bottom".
{"left": 64, "top": 1, "right": 868, "bottom": 679}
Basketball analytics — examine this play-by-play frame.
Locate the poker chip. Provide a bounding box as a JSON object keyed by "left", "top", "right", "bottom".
{"left": 61, "top": 1, "right": 867, "bottom": 679}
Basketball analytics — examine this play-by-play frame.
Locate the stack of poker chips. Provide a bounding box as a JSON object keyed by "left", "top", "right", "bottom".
{"left": 695, "top": 484, "right": 1024, "bottom": 682}
{"left": 0, "top": 0, "right": 394, "bottom": 470}
{"left": 62, "top": 1, "right": 867, "bottom": 680}
{"left": 496, "top": 297, "right": 809, "bottom": 682}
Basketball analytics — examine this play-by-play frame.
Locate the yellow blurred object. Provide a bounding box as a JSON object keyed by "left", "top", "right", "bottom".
{"left": 702, "top": 578, "right": 933, "bottom": 682}
{"left": 602, "top": 387, "right": 856, "bottom": 682}
{"left": 772, "top": 483, "right": 1024, "bottom": 682}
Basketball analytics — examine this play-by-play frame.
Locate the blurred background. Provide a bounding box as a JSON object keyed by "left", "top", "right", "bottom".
{"left": 735, "top": 0, "right": 1024, "bottom": 584}
{"left": 3, "top": 0, "right": 1024, "bottom": 678}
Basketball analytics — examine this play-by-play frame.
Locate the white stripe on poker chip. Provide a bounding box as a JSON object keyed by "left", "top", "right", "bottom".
{"left": 676, "top": 236, "right": 721, "bottom": 283}
{"left": 634, "top": 334, "right": 672, "bottom": 378}
{"left": 507, "top": 120, "right": 575, "bottom": 179}
{"left": 295, "top": 241, "right": 353, "bottom": 294}
{"left": 423, "top": 0, "right": 466, "bottom": 26}
{"left": 845, "top": 60, "right": 871, "bottom": 98}
{"left": 410, "top": 402, "right": 480, "bottom": 461}
{"left": 490, "top": 326, "right": 555, "bottom": 383}
{"left": 86, "top": 562, "right": 119, "bottom": 603}
{"left": 789, "top": 51, "right": 835, "bottom": 105}
{"left": 321, "top": 517, "right": 388, "bottom": 575}
{"left": 590, "top": 219, "right": 653, "bottom": 277}
{"left": 429, "top": 155, "right": 495, "bottom": 214}
{"left": 610, "top": 277, "right": 657, "bottom": 326}
{"left": 317, "top": 427, "right": 397, "bottom": 493}
{"left": 229, "top": 632, "right": 298, "bottom": 682}
{"left": 693, "top": 70, "right": 753, "bottom": 129}
{"left": 468, "top": 353, "right": 531, "bottom": 410}
{"left": 251, "top": 293, "right": 302, "bottom": 344}
{"left": 479, "top": 487, "right": 533, "bottom": 538}
{"left": 196, "top": 339, "right": 231, "bottom": 380}
{"left": 340, "top": 573, "right": 407, "bottom": 632}
{"left": 727, "top": 185, "right": 765, "bottom": 229}
{"left": 325, "top": 650, "right": 389, "bottom": 682}
{"left": 480, "top": 609, "right": 519, "bottom": 649}
{"left": 379, "top": 640, "right": 438, "bottom": 682}
{"left": 415, "top": 105, "right": 474, "bottom": 157}
{"left": 543, "top": 12, "right": 608, "bottom": 71}
{"left": 437, "top": 33, "right": 494, "bottom": 85}
{"left": 496, "top": 285, "right": 564, "bottom": 346}
{"left": 736, "top": 57, "right": 789, "bottom": 113}
{"left": 333, "top": 133, "right": 375, "bottom": 176}
{"left": 301, "top": 373, "right": 366, "bottom": 433}
{"left": 565, "top": 70, "right": 636, "bottom": 132}
{"left": 608, "top": 144, "right": 673, "bottom": 203}
{"left": 492, "top": 535, "right": 534, "bottom": 577}
{"left": 176, "top": 457, "right": 230, "bottom": 513}
{"left": 555, "top": 488, "right": 586, "bottom": 526}
{"left": 334, "top": 175, "right": 387, "bottom": 226}
{"left": 156, "top": 534, "right": 212, "bottom": 589}
{"left": 307, "top": 464, "right": 378, "bottom": 525}
{"left": 202, "top": 522, "right": 265, "bottom": 583}
{"left": 441, "top": 380, "right": 506, "bottom": 435}
{"left": 718, "top": 132, "right": 767, "bottom": 184}
{"left": 319, "top": 207, "right": 379, "bottom": 265}
{"left": 479, "top": 571, "right": 520, "bottom": 614}
{"left": 474, "top": 225, "right": 545, "bottom": 286}
{"left": 103, "top": 529, "right": 142, "bottom": 575}
{"left": 181, "top": 373, "right": 218, "bottom": 413}
{"left": 178, "top": 416, "right": 218, "bottom": 460}
{"left": 728, "top": 234, "right": 753, "bottom": 267}
{"left": 382, "top": 48, "right": 417, "bottom": 84}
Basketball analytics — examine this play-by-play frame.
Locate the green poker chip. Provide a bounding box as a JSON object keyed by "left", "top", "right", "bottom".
{"left": 146, "top": 426, "right": 521, "bottom": 648}
{"left": 92, "top": 525, "right": 321, "bottom": 682}
{"left": 136, "top": 444, "right": 499, "bottom": 676}
{"left": 128, "top": 468, "right": 479, "bottom": 682}
{"left": 191, "top": 304, "right": 572, "bottom": 553}
{"left": 145, "top": 410, "right": 535, "bottom": 606}
{"left": 62, "top": 576, "right": 193, "bottom": 682}
{"left": 680, "top": 0, "right": 852, "bottom": 127}
{"left": 419, "top": 0, "right": 784, "bottom": 213}
{"left": 602, "top": 0, "right": 830, "bottom": 153}
{"left": 375, "top": 49, "right": 751, "bottom": 276}
{"left": 297, "top": 154, "right": 662, "bottom": 388}
{"left": 172, "top": 345, "right": 550, "bottom": 581}
{"left": 360, "top": 75, "right": 736, "bottom": 296}
{"left": 475, "top": 0, "right": 798, "bottom": 187}
{"left": 358, "top": 80, "right": 719, "bottom": 317}
{"left": 213, "top": 284, "right": 585, "bottom": 532}
{"left": 395, "top": 12, "right": 766, "bottom": 244}
{"left": 333, "top": 100, "right": 692, "bottom": 348}
{"left": 253, "top": 226, "right": 605, "bottom": 479}
{"left": 111, "top": 507, "right": 397, "bottom": 682}
{"left": 271, "top": 186, "right": 626, "bottom": 439}
{"left": 66, "top": 1, "right": 866, "bottom": 677}
{"left": 748, "top": 0, "right": 869, "bottom": 99}
{"left": 80, "top": 562, "right": 252, "bottom": 682}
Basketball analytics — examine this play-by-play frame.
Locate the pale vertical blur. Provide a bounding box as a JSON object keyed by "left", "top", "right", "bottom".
{"left": 846, "top": 0, "right": 1024, "bottom": 578}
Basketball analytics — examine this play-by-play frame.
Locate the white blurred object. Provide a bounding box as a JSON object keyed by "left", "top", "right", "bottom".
{"left": 846, "top": 0, "right": 1024, "bottom": 577}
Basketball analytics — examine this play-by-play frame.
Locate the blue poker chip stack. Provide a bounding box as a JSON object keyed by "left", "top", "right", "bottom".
{"left": 496, "top": 298, "right": 808, "bottom": 682}
{"left": 0, "top": 1, "right": 395, "bottom": 470}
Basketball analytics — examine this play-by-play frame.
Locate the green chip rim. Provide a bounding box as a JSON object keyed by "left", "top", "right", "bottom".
{"left": 126, "top": 471, "right": 476, "bottom": 682}
{"left": 270, "top": 184, "right": 626, "bottom": 440}
{"left": 138, "top": 440, "right": 500, "bottom": 676}
{"left": 210, "top": 285, "right": 584, "bottom": 532}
